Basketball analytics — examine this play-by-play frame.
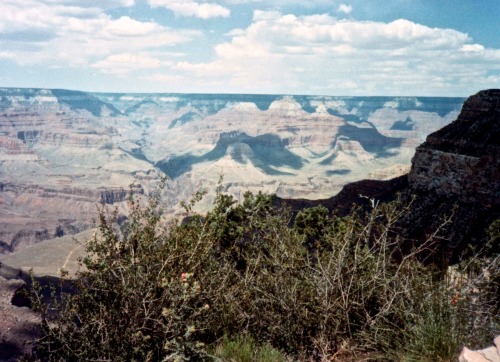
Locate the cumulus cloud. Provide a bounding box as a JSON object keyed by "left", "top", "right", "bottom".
{"left": 222, "top": 0, "right": 261, "bottom": 3}
{"left": 0, "top": 0, "right": 199, "bottom": 74}
{"left": 172, "top": 11, "right": 500, "bottom": 95}
{"left": 147, "top": 0, "right": 230, "bottom": 19}
{"left": 1, "top": 0, "right": 499, "bottom": 95}
{"left": 460, "top": 44, "right": 485, "bottom": 52}
{"left": 104, "top": 16, "right": 162, "bottom": 36}
{"left": 92, "top": 53, "right": 169, "bottom": 74}
{"left": 0, "top": 0, "right": 133, "bottom": 33}
{"left": 40, "top": 0, "right": 135, "bottom": 9}
{"left": 337, "top": 4, "right": 352, "bottom": 14}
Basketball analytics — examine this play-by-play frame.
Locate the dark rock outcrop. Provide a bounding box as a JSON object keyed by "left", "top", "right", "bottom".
{"left": 402, "top": 89, "right": 499, "bottom": 261}
{"left": 409, "top": 89, "right": 500, "bottom": 206}
{"left": 0, "top": 274, "right": 41, "bottom": 361}
{"left": 275, "top": 175, "right": 408, "bottom": 217}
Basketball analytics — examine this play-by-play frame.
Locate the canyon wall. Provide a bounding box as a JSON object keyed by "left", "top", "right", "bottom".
{"left": 0, "top": 88, "right": 464, "bottom": 253}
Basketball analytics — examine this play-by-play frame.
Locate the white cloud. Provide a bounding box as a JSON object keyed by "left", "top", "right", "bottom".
{"left": 0, "top": 0, "right": 135, "bottom": 34}
{"left": 253, "top": 10, "right": 281, "bottom": 21}
{"left": 0, "top": 0, "right": 199, "bottom": 73}
{"left": 147, "top": 0, "right": 230, "bottom": 19}
{"left": 40, "top": 0, "right": 135, "bottom": 8}
{"left": 225, "top": 28, "right": 246, "bottom": 37}
{"left": 106, "top": 16, "right": 162, "bottom": 36}
{"left": 460, "top": 44, "right": 485, "bottom": 52}
{"left": 92, "top": 53, "right": 169, "bottom": 74}
{"left": 39, "top": 0, "right": 135, "bottom": 9}
{"left": 1, "top": 0, "right": 499, "bottom": 96}
{"left": 172, "top": 11, "right": 500, "bottom": 96}
{"left": 222, "top": 0, "right": 261, "bottom": 3}
{"left": 337, "top": 4, "right": 352, "bottom": 14}
{"left": 0, "top": 51, "right": 16, "bottom": 60}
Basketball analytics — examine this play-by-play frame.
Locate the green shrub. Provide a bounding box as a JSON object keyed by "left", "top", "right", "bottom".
{"left": 210, "top": 334, "right": 287, "bottom": 362}
{"left": 393, "top": 253, "right": 500, "bottom": 362}
{"left": 29, "top": 186, "right": 217, "bottom": 361}
{"left": 213, "top": 334, "right": 255, "bottom": 362}
{"left": 27, "top": 185, "right": 499, "bottom": 361}
{"left": 486, "top": 219, "right": 500, "bottom": 254}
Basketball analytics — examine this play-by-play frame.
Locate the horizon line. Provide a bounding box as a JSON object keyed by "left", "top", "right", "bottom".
{"left": 0, "top": 86, "right": 474, "bottom": 99}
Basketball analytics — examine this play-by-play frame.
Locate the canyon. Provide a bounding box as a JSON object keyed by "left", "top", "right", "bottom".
{"left": 0, "top": 88, "right": 464, "bottom": 254}
{"left": 0, "top": 88, "right": 498, "bottom": 362}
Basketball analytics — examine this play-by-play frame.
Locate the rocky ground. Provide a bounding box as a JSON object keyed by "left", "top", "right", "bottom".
{"left": 0, "top": 275, "right": 40, "bottom": 362}
{"left": 459, "top": 336, "right": 500, "bottom": 362}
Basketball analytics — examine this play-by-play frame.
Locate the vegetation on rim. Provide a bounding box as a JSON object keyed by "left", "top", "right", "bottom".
{"left": 26, "top": 180, "right": 499, "bottom": 361}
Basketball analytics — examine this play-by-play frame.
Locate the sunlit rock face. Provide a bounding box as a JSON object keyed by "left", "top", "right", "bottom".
{"left": 0, "top": 88, "right": 464, "bottom": 253}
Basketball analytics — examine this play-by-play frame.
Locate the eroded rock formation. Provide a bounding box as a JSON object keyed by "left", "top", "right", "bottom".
{"left": 0, "top": 88, "right": 464, "bottom": 253}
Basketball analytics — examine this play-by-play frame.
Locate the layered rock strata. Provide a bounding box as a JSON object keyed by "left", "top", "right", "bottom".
{"left": 0, "top": 88, "right": 464, "bottom": 253}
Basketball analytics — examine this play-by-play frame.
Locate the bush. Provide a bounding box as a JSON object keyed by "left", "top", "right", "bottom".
{"left": 30, "top": 185, "right": 216, "bottom": 361}
{"left": 27, "top": 186, "right": 499, "bottom": 361}
{"left": 210, "top": 334, "right": 287, "bottom": 362}
{"left": 395, "top": 254, "right": 500, "bottom": 362}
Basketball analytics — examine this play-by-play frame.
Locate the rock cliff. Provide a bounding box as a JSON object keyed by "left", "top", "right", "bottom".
{"left": 278, "top": 89, "right": 500, "bottom": 262}
{"left": 409, "top": 89, "right": 500, "bottom": 207}
{"left": 403, "top": 89, "right": 499, "bottom": 260}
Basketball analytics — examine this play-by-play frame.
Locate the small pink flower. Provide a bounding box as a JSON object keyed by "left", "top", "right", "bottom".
{"left": 181, "top": 272, "right": 192, "bottom": 283}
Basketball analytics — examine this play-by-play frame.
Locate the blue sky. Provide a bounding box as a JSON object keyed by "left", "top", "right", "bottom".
{"left": 0, "top": 0, "right": 498, "bottom": 96}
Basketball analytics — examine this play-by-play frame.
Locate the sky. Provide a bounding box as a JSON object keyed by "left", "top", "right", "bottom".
{"left": 0, "top": 0, "right": 498, "bottom": 96}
